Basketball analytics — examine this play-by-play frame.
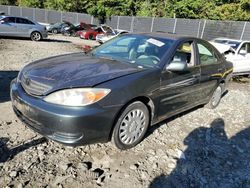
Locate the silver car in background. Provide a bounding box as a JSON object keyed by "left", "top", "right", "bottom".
{"left": 0, "top": 15, "right": 47, "bottom": 41}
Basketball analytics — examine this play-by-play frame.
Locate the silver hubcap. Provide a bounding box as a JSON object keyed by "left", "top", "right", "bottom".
{"left": 119, "top": 109, "right": 146, "bottom": 145}
{"left": 212, "top": 86, "right": 222, "bottom": 106}
{"left": 32, "top": 32, "right": 41, "bottom": 41}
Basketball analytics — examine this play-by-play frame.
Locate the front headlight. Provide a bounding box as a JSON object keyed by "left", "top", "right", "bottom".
{"left": 44, "top": 88, "right": 111, "bottom": 107}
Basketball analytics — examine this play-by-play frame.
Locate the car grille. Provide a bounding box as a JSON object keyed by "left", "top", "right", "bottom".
{"left": 21, "top": 75, "right": 52, "bottom": 96}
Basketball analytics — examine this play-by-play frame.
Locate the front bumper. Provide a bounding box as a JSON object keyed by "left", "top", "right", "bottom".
{"left": 10, "top": 79, "right": 121, "bottom": 146}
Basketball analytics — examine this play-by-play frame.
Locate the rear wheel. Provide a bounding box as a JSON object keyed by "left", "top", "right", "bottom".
{"left": 30, "top": 31, "right": 42, "bottom": 41}
{"left": 206, "top": 85, "right": 222, "bottom": 109}
{"left": 112, "top": 101, "right": 150, "bottom": 150}
{"left": 52, "top": 29, "right": 58, "bottom": 34}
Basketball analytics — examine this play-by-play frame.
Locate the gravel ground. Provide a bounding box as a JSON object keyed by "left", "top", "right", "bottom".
{"left": 0, "top": 35, "right": 249, "bottom": 188}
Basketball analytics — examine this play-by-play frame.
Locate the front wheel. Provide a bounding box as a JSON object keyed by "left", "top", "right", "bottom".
{"left": 206, "top": 85, "right": 222, "bottom": 109}
{"left": 112, "top": 101, "right": 150, "bottom": 150}
{"left": 30, "top": 31, "right": 42, "bottom": 41}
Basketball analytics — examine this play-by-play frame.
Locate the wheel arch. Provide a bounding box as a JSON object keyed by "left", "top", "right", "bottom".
{"left": 30, "top": 30, "right": 42, "bottom": 40}
{"left": 108, "top": 96, "right": 155, "bottom": 140}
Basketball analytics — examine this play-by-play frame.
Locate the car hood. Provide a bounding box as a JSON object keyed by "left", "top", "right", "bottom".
{"left": 210, "top": 42, "right": 235, "bottom": 54}
{"left": 20, "top": 53, "right": 143, "bottom": 95}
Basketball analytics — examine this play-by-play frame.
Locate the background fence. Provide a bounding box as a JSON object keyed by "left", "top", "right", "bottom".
{"left": 1, "top": 5, "right": 250, "bottom": 41}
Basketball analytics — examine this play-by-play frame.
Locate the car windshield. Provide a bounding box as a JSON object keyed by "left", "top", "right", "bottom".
{"left": 53, "top": 23, "right": 61, "bottom": 26}
{"left": 102, "top": 25, "right": 114, "bottom": 34}
{"left": 214, "top": 39, "right": 241, "bottom": 50}
{"left": 91, "top": 35, "right": 174, "bottom": 68}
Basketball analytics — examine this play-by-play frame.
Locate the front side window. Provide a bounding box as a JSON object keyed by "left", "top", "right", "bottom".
{"left": 197, "top": 43, "right": 218, "bottom": 65}
{"left": 3, "top": 17, "right": 15, "bottom": 23}
{"left": 92, "top": 35, "right": 174, "bottom": 68}
{"left": 172, "top": 41, "right": 195, "bottom": 68}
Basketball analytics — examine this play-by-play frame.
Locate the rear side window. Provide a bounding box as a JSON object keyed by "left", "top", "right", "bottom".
{"left": 16, "top": 18, "right": 34, "bottom": 25}
{"left": 197, "top": 43, "right": 219, "bottom": 65}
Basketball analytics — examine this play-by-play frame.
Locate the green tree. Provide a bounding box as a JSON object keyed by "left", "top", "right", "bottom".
{"left": 209, "top": 3, "right": 250, "bottom": 21}
{"left": 0, "top": 0, "right": 16, "bottom": 5}
{"left": 17, "top": 0, "right": 44, "bottom": 8}
{"left": 44, "top": 0, "right": 88, "bottom": 13}
{"left": 86, "top": 0, "right": 126, "bottom": 23}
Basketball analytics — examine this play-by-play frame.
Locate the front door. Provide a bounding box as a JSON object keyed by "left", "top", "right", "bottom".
{"left": 0, "top": 17, "right": 17, "bottom": 36}
{"left": 157, "top": 41, "right": 201, "bottom": 121}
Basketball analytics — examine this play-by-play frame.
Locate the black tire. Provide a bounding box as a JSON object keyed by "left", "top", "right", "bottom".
{"left": 30, "top": 31, "right": 42, "bottom": 41}
{"left": 71, "top": 31, "right": 77, "bottom": 37}
{"left": 112, "top": 101, "right": 150, "bottom": 150}
{"left": 205, "top": 84, "right": 223, "bottom": 109}
{"left": 88, "top": 34, "right": 94, "bottom": 40}
{"left": 52, "top": 28, "right": 58, "bottom": 34}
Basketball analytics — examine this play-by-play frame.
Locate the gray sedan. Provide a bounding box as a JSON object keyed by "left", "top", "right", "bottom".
{"left": 0, "top": 15, "right": 47, "bottom": 41}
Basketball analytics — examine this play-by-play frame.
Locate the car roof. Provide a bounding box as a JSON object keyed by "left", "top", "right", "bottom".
{"left": 0, "top": 15, "right": 31, "bottom": 20}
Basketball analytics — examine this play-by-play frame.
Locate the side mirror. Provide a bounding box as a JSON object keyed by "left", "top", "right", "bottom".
{"left": 166, "top": 61, "right": 187, "bottom": 72}
{"left": 239, "top": 49, "right": 247, "bottom": 55}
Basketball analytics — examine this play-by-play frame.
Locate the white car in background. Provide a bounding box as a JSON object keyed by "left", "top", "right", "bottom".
{"left": 96, "top": 29, "right": 129, "bottom": 44}
{"left": 210, "top": 38, "right": 250, "bottom": 76}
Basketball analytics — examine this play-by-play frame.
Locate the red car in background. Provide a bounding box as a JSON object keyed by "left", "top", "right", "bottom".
{"left": 79, "top": 24, "right": 115, "bottom": 40}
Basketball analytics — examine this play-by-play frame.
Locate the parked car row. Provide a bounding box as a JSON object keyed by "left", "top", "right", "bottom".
{"left": 1, "top": 14, "right": 249, "bottom": 150}
{"left": 1, "top": 14, "right": 249, "bottom": 77}
{"left": 46, "top": 20, "right": 129, "bottom": 43}
{"left": 0, "top": 14, "right": 128, "bottom": 44}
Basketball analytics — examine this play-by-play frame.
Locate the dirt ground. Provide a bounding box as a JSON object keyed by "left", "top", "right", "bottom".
{"left": 0, "top": 35, "right": 249, "bottom": 188}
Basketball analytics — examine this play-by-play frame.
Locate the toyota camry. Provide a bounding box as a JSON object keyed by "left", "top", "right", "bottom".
{"left": 11, "top": 33, "right": 233, "bottom": 149}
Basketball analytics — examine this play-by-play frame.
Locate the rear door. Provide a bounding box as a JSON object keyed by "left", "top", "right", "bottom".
{"left": 197, "top": 40, "right": 224, "bottom": 100}
{"left": 0, "top": 17, "right": 17, "bottom": 36}
{"left": 16, "top": 17, "right": 35, "bottom": 37}
{"left": 157, "top": 40, "right": 202, "bottom": 121}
